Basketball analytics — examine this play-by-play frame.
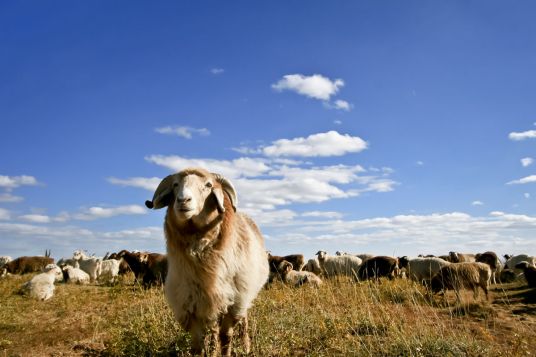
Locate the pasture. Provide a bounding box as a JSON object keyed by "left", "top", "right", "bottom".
{"left": 1, "top": 273, "right": 535, "bottom": 356}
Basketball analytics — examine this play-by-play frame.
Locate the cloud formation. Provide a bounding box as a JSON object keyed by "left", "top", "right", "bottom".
{"left": 74, "top": 205, "right": 147, "bottom": 220}
{"left": 155, "top": 126, "right": 210, "bottom": 139}
{"left": 509, "top": 130, "right": 536, "bottom": 141}
{"left": 263, "top": 131, "right": 367, "bottom": 157}
{"left": 521, "top": 157, "right": 534, "bottom": 167}
{"left": 272, "top": 74, "right": 344, "bottom": 101}
{"left": 507, "top": 175, "right": 536, "bottom": 185}
{"left": 0, "top": 175, "right": 39, "bottom": 189}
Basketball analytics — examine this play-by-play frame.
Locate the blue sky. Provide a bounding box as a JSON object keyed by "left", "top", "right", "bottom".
{"left": 1, "top": 1, "right": 536, "bottom": 260}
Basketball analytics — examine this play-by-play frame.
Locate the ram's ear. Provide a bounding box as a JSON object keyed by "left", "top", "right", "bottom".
{"left": 212, "top": 187, "right": 226, "bottom": 214}
{"left": 145, "top": 175, "right": 176, "bottom": 209}
{"left": 212, "top": 173, "right": 237, "bottom": 212}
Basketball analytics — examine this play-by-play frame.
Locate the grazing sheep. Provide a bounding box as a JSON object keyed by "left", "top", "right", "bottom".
{"left": 357, "top": 256, "right": 399, "bottom": 281}
{"left": 475, "top": 251, "right": 501, "bottom": 284}
{"left": 430, "top": 262, "right": 491, "bottom": 302}
{"left": 72, "top": 250, "right": 101, "bottom": 282}
{"left": 315, "top": 251, "right": 362, "bottom": 279}
{"left": 268, "top": 253, "right": 305, "bottom": 272}
{"left": 145, "top": 168, "right": 269, "bottom": 356}
{"left": 448, "top": 251, "right": 476, "bottom": 263}
{"left": 276, "top": 260, "right": 322, "bottom": 287}
{"left": 19, "top": 265, "right": 61, "bottom": 301}
{"left": 2, "top": 256, "right": 54, "bottom": 275}
{"left": 303, "top": 258, "right": 322, "bottom": 275}
{"left": 398, "top": 256, "right": 450, "bottom": 284}
{"left": 515, "top": 261, "right": 536, "bottom": 288}
{"left": 62, "top": 265, "right": 90, "bottom": 284}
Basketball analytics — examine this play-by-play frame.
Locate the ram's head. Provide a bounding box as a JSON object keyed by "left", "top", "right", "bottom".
{"left": 146, "top": 168, "right": 237, "bottom": 223}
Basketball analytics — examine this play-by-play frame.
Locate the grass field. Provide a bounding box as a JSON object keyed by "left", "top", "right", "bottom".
{"left": 1, "top": 273, "right": 535, "bottom": 356}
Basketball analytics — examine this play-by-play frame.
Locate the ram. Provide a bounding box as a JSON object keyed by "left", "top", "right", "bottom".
{"left": 146, "top": 168, "right": 269, "bottom": 356}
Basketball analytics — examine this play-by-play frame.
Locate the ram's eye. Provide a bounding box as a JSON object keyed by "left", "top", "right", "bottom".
{"left": 173, "top": 182, "right": 179, "bottom": 188}
{"left": 205, "top": 181, "right": 213, "bottom": 188}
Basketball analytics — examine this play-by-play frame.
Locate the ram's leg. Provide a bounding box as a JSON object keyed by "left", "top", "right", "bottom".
{"left": 238, "top": 314, "right": 251, "bottom": 354}
{"left": 188, "top": 320, "right": 206, "bottom": 356}
{"left": 219, "top": 313, "right": 241, "bottom": 357}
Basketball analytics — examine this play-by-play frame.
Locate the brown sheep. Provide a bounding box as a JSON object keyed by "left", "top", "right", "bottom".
{"left": 2, "top": 256, "right": 54, "bottom": 275}
{"left": 431, "top": 262, "right": 491, "bottom": 302}
{"left": 515, "top": 261, "right": 536, "bottom": 288}
{"left": 475, "top": 251, "right": 500, "bottom": 284}
{"left": 268, "top": 253, "right": 305, "bottom": 273}
{"left": 357, "top": 256, "right": 399, "bottom": 281}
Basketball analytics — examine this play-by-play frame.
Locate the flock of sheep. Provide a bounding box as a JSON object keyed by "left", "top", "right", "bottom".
{"left": 2, "top": 167, "right": 536, "bottom": 356}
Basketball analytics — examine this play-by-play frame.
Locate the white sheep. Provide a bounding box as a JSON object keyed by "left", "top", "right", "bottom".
{"left": 398, "top": 256, "right": 451, "bottom": 284}
{"left": 504, "top": 254, "right": 536, "bottom": 274}
{"left": 19, "top": 265, "right": 61, "bottom": 301}
{"left": 303, "top": 258, "right": 322, "bottom": 275}
{"left": 98, "top": 259, "right": 120, "bottom": 283}
{"left": 72, "top": 250, "right": 101, "bottom": 282}
{"left": 277, "top": 260, "right": 322, "bottom": 287}
{"left": 146, "top": 167, "right": 269, "bottom": 356}
{"left": 315, "top": 251, "right": 362, "bottom": 279}
{"left": 44, "top": 263, "right": 63, "bottom": 282}
{"left": 62, "top": 265, "right": 90, "bottom": 284}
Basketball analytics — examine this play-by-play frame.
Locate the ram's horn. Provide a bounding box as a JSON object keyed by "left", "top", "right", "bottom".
{"left": 212, "top": 173, "right": 237, "bottom": 212}
{"left": 145, "top": 174, "right": 176, "bottom": 209}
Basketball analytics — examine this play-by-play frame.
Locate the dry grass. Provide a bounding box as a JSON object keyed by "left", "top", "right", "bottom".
{"left": 1, "top": 273, "right": 535, "bottom": 356}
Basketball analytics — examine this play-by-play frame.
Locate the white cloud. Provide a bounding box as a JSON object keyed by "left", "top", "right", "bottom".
{"left": 507, "top": 175, "right": 536, "bottom": 185}
{"left": 334, "top": 120, "right": 342, "bottom": 125}
{"left": 210, "top": 68, "right": 224, "bottom": 75}
{"left": 263, "top": 131, "right": 368, "bottom": 157}
{"left": 472, "top": 200, "right": 484, "bottom": 206}
{"left": 272, "top": 74, "right": 344, "bottom": 101}
{"left": 324, "top": 99, "right": 353, "bottom": 111}
{"left": 521, "top": 157, "right": 534, "bottom": 167}
{"left": 0, "top": 208, "right": 10, "bottom": 220}
{"left": 145, "top": 155, "right": 271, "bottom": 179}
{"left": 302, "top": 211, "right": 343, "bottom": 219}
{"left": 108, "top": 177, "right": 162, "bottom": 191}
{"left": 509, "top": 130, "right": 536, "bottom": 141}
{"left": 155, "top": 126, "right": 210, "bottom": 139}
{"left": 0, "top": 193, "right": 23, "bottom": 202}
{"left": 19, "top": 214, "right": 51, "bottom": 223}
{"left": 0, "top": 175, "right": 39, "bottom": 189}
{"left": 524, "top": 193, "right": 531, "bottom": 199}
{"left": 416, "top": 161, "right": 424, "bottom": 166}
{"left": 74, "top": 205, "right": 147, "bottom": 220}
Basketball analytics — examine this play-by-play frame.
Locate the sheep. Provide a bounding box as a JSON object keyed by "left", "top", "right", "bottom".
{"left": 0, "top": 255, "right": 12, "bottom": 267}
{"left": 72, "top": 250, "right": 101, "bottom": 282}
{"left": 145, "top": 167, "right": 269, "bottom": 356}
{"left": 315, "top": 251, "right": 362, "bottom": 279}
{"left": 56, "top": 257, "right": 80, "bottom": 269}
{"left": 515, "top": 261, "right": 536, "bottom": 288}
{"left": 2, "top": 256, "right": 54, "bottom": 275}
{"left": 275, "top": 260, "right": 322, "bottom": 287}
{"left": 475, "top": 251, "right": 501, "bottom": 284}
{"left": 398, "top": 256, "right": 450, "bottom": 285}
{"left": 448, "top": 251, "right": 476, "bottom": 263}
{"left": 303, "top": 258, "right": 322, "bottom": 275}
{"left": 44, "top": 263, "right": 63, "bottom": 282}
{"left": 504, "top": 254, "right": 536, "bottom": 272}
{"left": 62, "top": 265, "right": 90, "bottom": 284}
{"left": 138, "top": 252, "right": 168, "bottom": 287}
{"left": 19, "top": 265, "right": 61, "bottom": 301}
{"left": 98, "top": 259, "right": 121, "bottom": 284}
{"left": 430, "top": 262, "right": 491, "bottom": 302}
{"left": 357, "top": 256, "right": 399, "bottom": 281}
{"left": 268, "top": 253, "right": 305, "bottom": 272}
{"left": 106, "top": 252, "right": 130, "bottom": 275}
{"left": 335, "top": 251, "right": 375, "bottom": 261}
